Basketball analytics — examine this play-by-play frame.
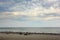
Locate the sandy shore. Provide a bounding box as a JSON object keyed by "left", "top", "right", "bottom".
{"left": 0, "top": 33, "right": 60, "bottom": 40}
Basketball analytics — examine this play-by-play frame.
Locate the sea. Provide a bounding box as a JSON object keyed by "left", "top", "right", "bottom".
{"left": 0, "top": 27, "right": 60, "bottom": 33}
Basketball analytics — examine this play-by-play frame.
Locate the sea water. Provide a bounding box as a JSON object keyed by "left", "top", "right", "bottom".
{"left": 0, "top": 27, "right": 60, "bottom": 33}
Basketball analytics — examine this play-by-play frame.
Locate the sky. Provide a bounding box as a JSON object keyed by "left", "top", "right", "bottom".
{"left": 0, "top": 0, "right": 60, "bottom": 27}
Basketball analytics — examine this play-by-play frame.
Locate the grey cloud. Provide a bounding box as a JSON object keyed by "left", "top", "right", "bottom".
{"left": 37, "top": 13, "right": 60, "bottom": 18}
{"left": 0, "top": 0, "right": 60, "bottom": 12}
{"left": 0, "top": 12, "right": 30, "bottom": 21}
{"left": 45, "top": 13, "right": 60, "bottom": 17}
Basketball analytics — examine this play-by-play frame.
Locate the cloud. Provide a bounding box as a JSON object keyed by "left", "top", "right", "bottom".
{"left": 0, "top": 0, "right": 60, "bottom": 12}
{"left": 11, "top": 6, "right": 60, "bottom": 20}
{"left": 0, "top": 19, "right": 29, "bottom": 27}
{"left": 0, "top": 0, "right": 60, "bottom": 27}
{"left": 0, "top": 18, "right": 60, "bottom": 27}
{"left": 1, "top": 8, "right": 60, "bottom": 21}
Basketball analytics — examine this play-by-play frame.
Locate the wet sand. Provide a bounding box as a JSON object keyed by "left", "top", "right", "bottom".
{"left": 0, "top": 33, "right": 60, "bottom": 40}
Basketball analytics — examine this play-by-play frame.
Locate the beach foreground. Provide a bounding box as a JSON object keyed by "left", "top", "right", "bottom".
{"left": 0, "top": 33, "right": 60, "bottom": 40}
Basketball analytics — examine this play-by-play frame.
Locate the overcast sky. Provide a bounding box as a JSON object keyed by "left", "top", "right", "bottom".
{"left": 0, "top": 0, "right": 60, "bottom": 27}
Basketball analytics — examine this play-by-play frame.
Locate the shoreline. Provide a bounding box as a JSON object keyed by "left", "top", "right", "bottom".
{"left": 0, "top": 32, "right": 60, "bottom": 40}
{"left": 0, "top": 32, "right": 60, "bottom": 35}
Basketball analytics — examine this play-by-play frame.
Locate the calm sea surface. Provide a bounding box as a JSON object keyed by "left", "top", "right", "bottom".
{"left": 0, "top": 27, "right": 60, "bottom": 33}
